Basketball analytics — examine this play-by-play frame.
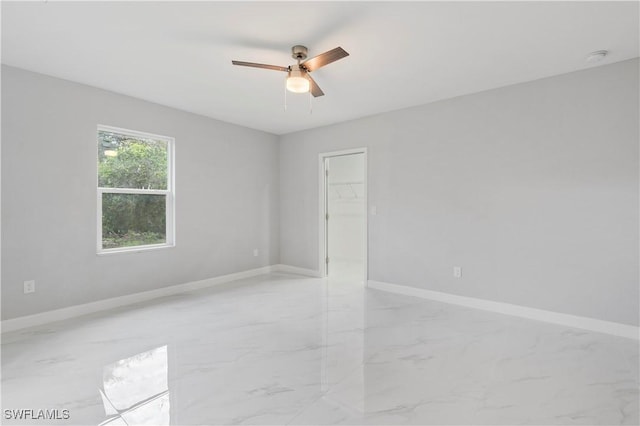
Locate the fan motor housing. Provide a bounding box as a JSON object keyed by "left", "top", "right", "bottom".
{"left": 291, "top": 45, "right": 308, "bottom": 61}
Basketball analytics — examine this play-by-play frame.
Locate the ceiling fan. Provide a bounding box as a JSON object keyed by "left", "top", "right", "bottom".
{"left": 232, "top": 45, "right": 349, "bottom": 97}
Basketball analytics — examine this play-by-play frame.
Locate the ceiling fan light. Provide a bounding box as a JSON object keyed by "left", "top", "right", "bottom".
{"left": 286, "top": 69, "right": 310, "bottom": 93}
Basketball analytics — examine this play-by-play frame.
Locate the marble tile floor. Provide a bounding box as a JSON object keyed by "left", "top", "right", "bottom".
{"left": 1, "top": 272, "right": 638, "bottom": 425}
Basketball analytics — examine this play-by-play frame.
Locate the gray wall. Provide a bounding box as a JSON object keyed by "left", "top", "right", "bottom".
{"left": 3, "top": 60, "right": 638, "bottom": 326}
{"left": 280, "top": 59, "right": 639, "bottom": 326}
{"left": 1, "top": 65, "right": 280, "bottom": 320}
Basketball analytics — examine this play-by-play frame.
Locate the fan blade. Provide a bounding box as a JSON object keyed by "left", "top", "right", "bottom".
{"left": 301, "top": 47, "right": 349, "bottom": 72}
{"left": 307, "top": 74, "right": 325, "bottom": 97}
{"left": 231, "top": 61, "right": 289, "bottom": 72}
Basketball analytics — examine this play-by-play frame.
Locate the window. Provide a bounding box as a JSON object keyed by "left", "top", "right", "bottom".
{"left": 97, "top": 125, "right": 174, "bottom": 253}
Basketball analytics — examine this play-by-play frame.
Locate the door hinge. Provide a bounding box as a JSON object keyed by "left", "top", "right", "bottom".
{"left": 326, "top": 257, "right": 330, "bottom": 264}
{"left": 325, "top": 169, "right": 329, "bottom": 177}
{"left": 325, "top": 213, "right": 329, "bottom": 221}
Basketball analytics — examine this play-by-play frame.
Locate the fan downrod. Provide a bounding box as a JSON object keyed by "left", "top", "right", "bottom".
{"left": 291, "top": 45, "right": 308, "bottom": 62}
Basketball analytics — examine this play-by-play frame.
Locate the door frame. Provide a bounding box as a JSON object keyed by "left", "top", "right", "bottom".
{"left": 318, "top": 148, "right": 368, "bottom": 280}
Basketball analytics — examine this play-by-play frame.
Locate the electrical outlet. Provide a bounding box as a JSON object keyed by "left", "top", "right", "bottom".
{"left": 453, "top": 267, "right": 462, "bottom": 278}
{"left": 253, "top": 249, "right": 259, "bottom": 257}
{"left": 24, "top": 280, "right": 35, "bottom": 294}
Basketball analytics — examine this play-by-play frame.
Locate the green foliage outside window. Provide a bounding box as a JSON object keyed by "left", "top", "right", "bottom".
{"left": 98, "top": 130, "right": 169, "bottom": 249}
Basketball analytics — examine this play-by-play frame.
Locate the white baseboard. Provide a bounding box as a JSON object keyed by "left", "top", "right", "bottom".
{"left": 272, "top": 264, "right": 323, "bottom": 278}
{"left": 1, "top": 266, "right": 273, "bottom": 334}
{"left": 367, "top": 280, "right": 639, "bottom": 340}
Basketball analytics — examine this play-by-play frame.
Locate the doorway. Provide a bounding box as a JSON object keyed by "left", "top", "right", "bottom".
{"left": 320, "top": 149, "right": 367, "bottom": 282}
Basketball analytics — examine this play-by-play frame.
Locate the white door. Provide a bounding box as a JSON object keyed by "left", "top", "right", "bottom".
{"left": 324, "top": 152, "right": 366, "bottom": 281}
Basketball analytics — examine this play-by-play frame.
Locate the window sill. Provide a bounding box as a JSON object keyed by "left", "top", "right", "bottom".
{"left": 97, "top": 243, "right": 175, "bottom": 256}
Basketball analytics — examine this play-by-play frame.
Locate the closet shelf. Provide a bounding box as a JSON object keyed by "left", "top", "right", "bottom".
{"left": 328, "top": 181, "right": 364, "bottom": 186}
{"left": 329, "top": 181, "right": 364, "bottom": 199}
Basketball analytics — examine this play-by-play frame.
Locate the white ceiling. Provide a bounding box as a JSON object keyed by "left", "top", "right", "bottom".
{"left": 2, "top": 1, "right": 638, "bottom": 135}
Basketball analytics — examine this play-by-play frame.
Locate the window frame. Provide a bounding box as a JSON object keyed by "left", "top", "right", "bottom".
{"left": 96, "top": 124, "right": 175, "bottom": 255}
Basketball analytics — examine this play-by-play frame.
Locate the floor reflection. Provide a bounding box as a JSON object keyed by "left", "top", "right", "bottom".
{"left": 1, "top": 273, "right": 637, "bottom": 425}
{"left": 99, "top": 346, "right": 170, "bottom": 426}
{"left": 320, "top": 267, "right": 365, "bottom": 417}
